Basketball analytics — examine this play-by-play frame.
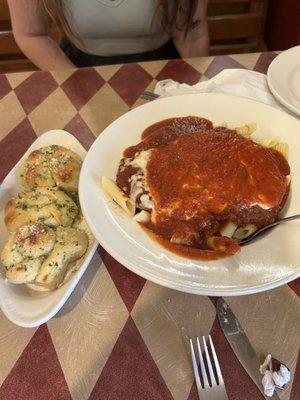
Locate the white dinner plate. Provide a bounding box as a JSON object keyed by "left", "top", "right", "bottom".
{"left": 267, "top": 46, "right": 300, "bottom": 116}
{"left": 0, "top": 130, "right": 97, "bottom": 327}
{"left": 80, "top": 93, "right": 300, "bottom": 296}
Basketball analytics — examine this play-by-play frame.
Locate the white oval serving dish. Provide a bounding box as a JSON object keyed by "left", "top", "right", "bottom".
{"left": 0, "top": 130, "right": 97, "bottom": 327}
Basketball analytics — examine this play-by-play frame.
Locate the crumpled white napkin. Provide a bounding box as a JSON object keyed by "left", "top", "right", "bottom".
{"left": 259, "top": 354, "right": 291, "bottom": 397}
{"left": 154, "top": 68, "right": 289, "bottom": 113}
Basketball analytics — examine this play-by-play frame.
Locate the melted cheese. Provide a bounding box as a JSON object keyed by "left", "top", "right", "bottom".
{"left": 124, "top": 150, "right": 154, "bottom": 210}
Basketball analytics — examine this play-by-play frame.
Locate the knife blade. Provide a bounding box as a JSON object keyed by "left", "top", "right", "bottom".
{"left": 217, "top": 298, "right": 280, "bottom": 400}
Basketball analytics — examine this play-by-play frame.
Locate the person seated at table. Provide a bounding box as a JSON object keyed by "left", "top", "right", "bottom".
{"left": 7, "top": 0, "right": 209, "bottom": 70}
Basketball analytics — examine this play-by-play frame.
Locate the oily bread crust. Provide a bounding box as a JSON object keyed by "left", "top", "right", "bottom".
{"left": 34, "top": 226, "right": 88, "bottom": 290}
{"left": 49, "top": 146, "right": 82, "bottom": 191}
{"left": 21, "top": 148, "right": 55, "bottom": 188}
{"left": 21, "top": 145, "right": 82, "bottom": 192}
{"left": 1, "top": 224, "right": 88, "bottom": 287}
{"left": 1, "top": 224, "right": 56, "bottom": 284}
{"left": 6, "top": 259, "right": 42, "bottom": 284}
{"left": 4, "top": 187, "right": 78, "bottom": 231}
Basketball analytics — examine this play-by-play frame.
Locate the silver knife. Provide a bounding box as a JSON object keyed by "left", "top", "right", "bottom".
{"left": 217, "top": 298, "right": 280, "bottom": 400}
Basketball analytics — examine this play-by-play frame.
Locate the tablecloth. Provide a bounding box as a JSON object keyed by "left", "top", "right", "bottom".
{"left": 0, "top": 51, "right": 299, "bottom": 400}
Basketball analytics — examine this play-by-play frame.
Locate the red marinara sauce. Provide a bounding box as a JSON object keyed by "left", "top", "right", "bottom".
{"left": 116, "top": 117, "right": 290, "bottom": 260}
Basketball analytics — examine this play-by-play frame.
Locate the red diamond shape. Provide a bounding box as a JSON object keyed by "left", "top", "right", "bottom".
{"left": 61, "top": 68, "right": 104, "bottom": 110}
{"left": 14, "top": 71, "right": 58, "bottom": 114}
{"left": 109, "top": 64, "right": 152, "bottom": 106}
{"left": 0, "top": 75, "right": 11, "bottom": 100}
{"left": 156, "top": 59, "right": 201, "bottom": 85}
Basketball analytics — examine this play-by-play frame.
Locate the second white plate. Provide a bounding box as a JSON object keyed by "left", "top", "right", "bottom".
{"left": 267, "top": 46, "right": 300, "bottom": 116}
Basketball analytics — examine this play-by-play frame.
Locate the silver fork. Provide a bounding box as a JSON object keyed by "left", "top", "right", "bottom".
{"left": 140, "top": 91, "right": 159, "bottom": 101}
{"left": 189, "top": 335, "right": 229, "bottom": 400}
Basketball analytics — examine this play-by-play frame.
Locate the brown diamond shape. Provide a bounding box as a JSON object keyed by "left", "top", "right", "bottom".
{"left": 290, "top": 354, "right": 300, "bottom": 400}
{"left": 156, "top": 59, "right": 201, "bottom": 85}
{"left": 64, "top": 113, "right": 95, "bottom": 150}
{"left": 103, "top": 252, "right": 146, "bottom": 312}
{"left": 0, "top": 75, "right": 11, "bottom": 100}
{"left": 0, "top": 118, "right": 36, "bottom": 182}
{"left": 0, "top": 325, "right": 72, "bottom": 400}
{"left": 61, "top": 68, "right": 105, "bottom": 111}
{"left": 89, "top": 317, "right": 174, "bottom": 400}
{"left": 109, "top": 63, "right": 152, "bottom": 106}
{"left": 253, "top": 52, "right": 278, "bottom": 74}
{"left": 97, "top": 244, "right": 107, "bottom": 260}
{"left": 288, "top": 279, "right": 300, "bottom": 297}
{"left": 204, "top": 55, "right": 246, "bottom": 79}
{"left": 14, "top": 71, "right": 58, "bottom": 114}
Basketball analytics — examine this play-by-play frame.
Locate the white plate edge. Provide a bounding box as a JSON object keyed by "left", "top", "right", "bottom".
{"left": 267, "top": 46, "right": 300, "bottom": 116}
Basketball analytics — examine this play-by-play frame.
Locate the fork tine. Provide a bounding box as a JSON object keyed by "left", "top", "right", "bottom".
{"left": 208, "top": 335, "right": 224, "bottom": 384}
{"left": 189, "top": 339, "right": 202, "bottom": 393}
{"left": 196, "top": 336, "right": 209, "bottom": 388}
{"left": 202, "top": 336, "right": 217, "bottom": 386}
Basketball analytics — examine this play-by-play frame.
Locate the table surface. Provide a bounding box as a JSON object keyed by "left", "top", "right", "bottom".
{"left": 0, "top": 52, "right": 299, "bottom": 400}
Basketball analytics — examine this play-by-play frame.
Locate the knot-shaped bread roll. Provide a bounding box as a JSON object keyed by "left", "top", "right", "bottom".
{"left": 1, "top": 224, "right": 88, "bottom": 289}
{"left": 5, "top": 187, "right": 78, "bottom": 231}
{"left": 21, "top": 145, "right": 82, "bottom": 192}
{"left": 34, "top": 226, "right": 88, "bottom": 290}
{"left": 1, "top": 224, "right": 56, "bottom": 284}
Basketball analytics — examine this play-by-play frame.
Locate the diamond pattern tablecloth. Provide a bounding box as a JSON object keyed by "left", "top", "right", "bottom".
{"left": 0, "top": 52, "right": 299, "bottom": 400}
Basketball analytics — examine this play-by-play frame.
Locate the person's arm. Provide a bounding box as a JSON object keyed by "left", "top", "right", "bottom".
{"left": 172, "top": 0, "right": 209, "bottom": 58}
{"left": 8, "top": 0, "right": 75, "bottom": 70}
